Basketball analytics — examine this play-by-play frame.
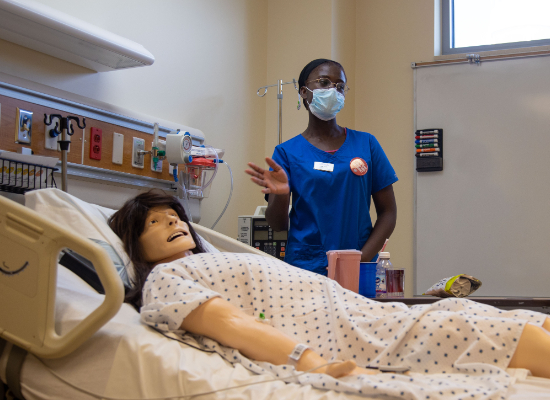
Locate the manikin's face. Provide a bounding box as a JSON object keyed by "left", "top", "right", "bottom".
{"left": 139, "top": 206, "right": 196, "bottom": 264}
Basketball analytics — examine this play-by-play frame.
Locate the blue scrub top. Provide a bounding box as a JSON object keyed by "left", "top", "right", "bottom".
{"left": 270, "top": 129, "right": 398, "bottom": 275}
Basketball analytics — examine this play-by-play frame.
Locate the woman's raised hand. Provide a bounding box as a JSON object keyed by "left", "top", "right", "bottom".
{"left": 246, "top": 157, "right": 290, "bottom": 195}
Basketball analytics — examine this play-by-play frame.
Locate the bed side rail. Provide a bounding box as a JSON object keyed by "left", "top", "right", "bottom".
{"left": 0, "top": 195, "right": 124, "bottom": 359}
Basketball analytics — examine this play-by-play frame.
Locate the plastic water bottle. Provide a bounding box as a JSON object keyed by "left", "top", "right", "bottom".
{"left": 375, "top": 252, "right": 391, "bottom": 298}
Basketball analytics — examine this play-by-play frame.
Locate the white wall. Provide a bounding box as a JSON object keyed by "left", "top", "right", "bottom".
{"left": 356, "top": 0, "right": 435, "bottom": 295}
{"left": 264, "top": 0, "right": 334, "bottom": 155}
{"left": 0, "top": 0, "right": 269, "bottom": 238}
{"left": 331, "top": 0, "right": 356, "bottom": 129}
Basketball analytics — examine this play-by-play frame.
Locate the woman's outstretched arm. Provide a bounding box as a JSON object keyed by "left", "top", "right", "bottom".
{"left": 180, "top": 297, "right": 363, "bottom": 377}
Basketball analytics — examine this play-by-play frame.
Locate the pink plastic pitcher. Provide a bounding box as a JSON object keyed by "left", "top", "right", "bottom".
{"left": 326, "top": 250, "right": 362, "bottom": 293}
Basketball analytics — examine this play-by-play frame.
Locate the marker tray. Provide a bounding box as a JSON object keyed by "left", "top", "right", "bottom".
{"left": 415, "top": 129, "right": 443, "bottom": 172}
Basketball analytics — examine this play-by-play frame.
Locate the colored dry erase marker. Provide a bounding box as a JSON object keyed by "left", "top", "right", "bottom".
{"left": 415, "top": 134, "right": 438, "bottom": 139}
{"left": 415, "top": 138, "right": 438, "bottom": 144}
{"left": 417, "top": 129, "right": 439, "bottom": 134}
{"left": 416, "top": 148, "right": 440, "bottom": 153}
{"left": 416, "top": 152, "right": 439, "bottom": 157}
{"left": 416, "top": 143, "right": 436, "bottom": 148}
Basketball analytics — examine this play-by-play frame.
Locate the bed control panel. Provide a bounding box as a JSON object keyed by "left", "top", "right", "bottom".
{"left": 238, "top": 215, "right": 287, "bottom": 260}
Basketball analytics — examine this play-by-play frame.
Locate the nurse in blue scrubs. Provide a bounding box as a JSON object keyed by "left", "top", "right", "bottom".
{"left": 246, "top": 59, "right": 398, "bottom": 276}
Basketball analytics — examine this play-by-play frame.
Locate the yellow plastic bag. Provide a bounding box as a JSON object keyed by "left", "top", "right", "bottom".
{"left": 423, "top": 274, "right": 482, "bottom": 298}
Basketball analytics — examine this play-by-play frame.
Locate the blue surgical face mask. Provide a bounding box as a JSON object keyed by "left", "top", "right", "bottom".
{"left": 306, "top": 87, "right": 345, "bottom": 121}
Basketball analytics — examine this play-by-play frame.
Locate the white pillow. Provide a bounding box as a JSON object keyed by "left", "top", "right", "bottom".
{"left": 197, "top": 233, "right": 221, "bottom": 254}
{"left": 25, "top": 188, "right": 134, "bottom": 284}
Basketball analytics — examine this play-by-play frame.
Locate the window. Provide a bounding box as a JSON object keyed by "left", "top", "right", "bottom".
{"left": 442, "top": 0, "right": 550, "bottom": 55}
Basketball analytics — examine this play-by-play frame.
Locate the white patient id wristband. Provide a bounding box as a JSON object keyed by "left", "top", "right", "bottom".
{"left": 288, "top": 343, "right": 310, "bottom": 366}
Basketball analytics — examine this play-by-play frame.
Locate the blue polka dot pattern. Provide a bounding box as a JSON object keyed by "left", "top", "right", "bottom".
{"left": 141, "top": 253, "right": 546, "bottom": 400}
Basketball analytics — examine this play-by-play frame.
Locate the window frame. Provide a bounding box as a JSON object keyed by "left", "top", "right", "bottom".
{"left": 441, "top": 0, "right": 550, "bottom": 55}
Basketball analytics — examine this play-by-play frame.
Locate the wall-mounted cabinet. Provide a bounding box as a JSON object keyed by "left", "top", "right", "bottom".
{"left": 0, "top": 0, "right": 155, "bottom": 72}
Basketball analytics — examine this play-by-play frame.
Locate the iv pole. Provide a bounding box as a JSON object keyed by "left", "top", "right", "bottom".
{"left": 43, "top": 114, "right": 86, "bottom": 192}
{"left": 257, "top": 79, "right": 298, "bottom": 144}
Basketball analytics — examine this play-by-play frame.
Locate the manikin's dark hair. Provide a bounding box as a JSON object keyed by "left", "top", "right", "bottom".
{"left": 108, "top": 189, "right": 205, "bottom": 309}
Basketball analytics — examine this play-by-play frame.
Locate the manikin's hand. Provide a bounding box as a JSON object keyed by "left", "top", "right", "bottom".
{"left": 246, "top": 157, "right": 289, "bottom": 195}
{"left": 322, "top": 360, "right": 356, "bottom": 378}
{"left": 307, "top": 360, "right": 380, "bottom": 378}
{"left": 348, "top": 365, "right": 381, "bottom": 376}
{"left": 327, "top": 362, "right": 380, "bottom": 377}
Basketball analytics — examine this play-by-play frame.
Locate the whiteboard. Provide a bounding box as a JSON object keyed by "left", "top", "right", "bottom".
{"left": 415, "top": 55, "right": 550, "bottom": 296}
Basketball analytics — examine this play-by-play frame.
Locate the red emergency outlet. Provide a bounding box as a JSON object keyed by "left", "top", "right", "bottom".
{"left": 90, "top": 127, "right": 102, "bottom": 160}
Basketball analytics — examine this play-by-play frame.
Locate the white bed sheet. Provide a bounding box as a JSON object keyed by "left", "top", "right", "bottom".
{"left": 1, "top": 267, "right": 549, "bottom": 400}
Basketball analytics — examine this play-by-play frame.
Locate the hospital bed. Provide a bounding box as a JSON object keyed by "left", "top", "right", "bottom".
{"left": 1, "top": 189, "right": 550, "bottom": 400}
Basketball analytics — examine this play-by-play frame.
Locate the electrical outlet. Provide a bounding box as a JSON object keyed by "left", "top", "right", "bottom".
{"left": 132, "top": 137, "right": 145, "bottom": 169}
{"left": 44, "top": 114, "right": 61, "bottom": 150}
{"left": 15, "top": 108, "right": 33, "bottom": 144}
{"left": 89, "top": 127, "right": 102, "bottom": 160}
{"left": 112, "top": 132, "right": 124, "bottom": 165}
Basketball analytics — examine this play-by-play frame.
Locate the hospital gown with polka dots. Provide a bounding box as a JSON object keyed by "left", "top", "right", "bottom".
{"left": 141, "top": 252, "right": 547, "bottom": 400}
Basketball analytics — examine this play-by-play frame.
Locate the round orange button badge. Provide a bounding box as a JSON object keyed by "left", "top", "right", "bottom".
{"left": 350, "top": 157, "right": 368, "bottom": 176}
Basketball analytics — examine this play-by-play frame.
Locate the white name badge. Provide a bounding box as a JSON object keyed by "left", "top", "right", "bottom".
{"left": 314, "top": 162, "right": 334, "bottom": 172}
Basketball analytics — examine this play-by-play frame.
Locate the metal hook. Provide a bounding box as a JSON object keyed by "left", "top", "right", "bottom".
{"left": 44, "top": 113, "right": 62, "bottom": 125}
{"left": 257, "top": 86, "right": 269, "bottom": 97}
{"left": 256, "top": 78, "right": 300, "bottom": 145}
{"left": 67, "top": 116, "right": 86, "bottom": 130}
{"left": 256, "top": 80, "right": 298, "bottom": 97}
{"left": 66, "top": 116, "right": 86, "bottom": 136}
{"left": 44, "top": 114, "right": 63, "bottom": 138}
